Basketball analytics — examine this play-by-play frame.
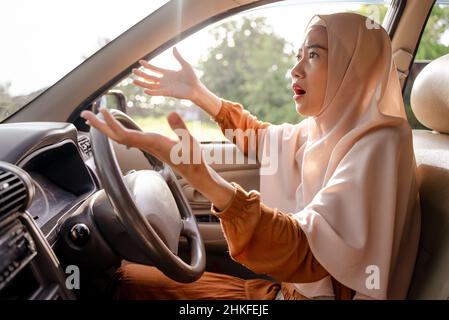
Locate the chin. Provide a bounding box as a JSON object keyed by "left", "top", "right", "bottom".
{"left": 296, "top": 103, "right": 310, "bottom": 117}
{"left": 296, "top": 100, "right": 325, "bottom": 117}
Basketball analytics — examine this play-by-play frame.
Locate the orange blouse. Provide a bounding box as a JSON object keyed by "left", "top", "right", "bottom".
{"left": 211, "top": 99, "right": 355, "bottom": 300}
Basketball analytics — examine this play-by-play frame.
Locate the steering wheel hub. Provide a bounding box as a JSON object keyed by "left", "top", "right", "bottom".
{"left": 124, "top": 170, "right": 183, "bottom": 254}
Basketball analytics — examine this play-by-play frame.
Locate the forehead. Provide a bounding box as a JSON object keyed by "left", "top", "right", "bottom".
{"left": 302, "top": 25, "right": 327, "bottom": 47}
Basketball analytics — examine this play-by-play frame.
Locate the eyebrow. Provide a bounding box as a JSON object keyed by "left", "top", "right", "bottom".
{"left": 306, "top": 44, "right": 328, "bottom": 50}
{"left": 296, "top": 44, "right": 328, "bottom": 56}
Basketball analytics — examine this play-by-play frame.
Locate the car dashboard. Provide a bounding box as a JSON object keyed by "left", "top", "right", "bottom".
{"left": 0, "top": 122, "right": 106, "bottom": 300}
{"left": 21, "top": 139, "right": 96, "bottom": 240}
{"left": 0, "top": 123, "right": 97, "bottom": 237}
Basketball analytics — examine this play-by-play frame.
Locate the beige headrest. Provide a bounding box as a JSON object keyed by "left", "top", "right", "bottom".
{"left": 411, "top": 54, "right": 449, "bottom": 134}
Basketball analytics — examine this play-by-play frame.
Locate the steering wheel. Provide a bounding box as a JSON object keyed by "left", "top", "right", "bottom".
{"left": 90, "top": 109, "right": 205, "bottom": 283}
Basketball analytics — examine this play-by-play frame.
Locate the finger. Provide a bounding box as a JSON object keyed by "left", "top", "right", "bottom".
{"left": 139, "top": 60, "right": 169, "bottom": 75}
{"left": 81, "top": 110, "right": 118, "bottom": 138}
{"left": 80, "top": 110, "right": 94, "bottom": 120}
{"left": 100, "top": 108, "right": 128, "bottom": 134}
{"left": 143, "top": 89, "right": 167, "bottom": 96}
{"left": 133, "top": 79, "right": 161, "bottom": 90}
{"left": 167, "top": 112, "right": 188, "bottom": 132}
{"left": 81, "top": 110, "right": 105, "bottom": 127}
{"left": 167, "top": 112, "right": 194, "bottom": 143}
{"left": 173, "top": 47, "right": 189, "bottom": 67}
{"left": 167, "top": 112, "right": 202, "bottom": 165}
{"left": 133, "top": 68, "right": 161, "bottom": 83}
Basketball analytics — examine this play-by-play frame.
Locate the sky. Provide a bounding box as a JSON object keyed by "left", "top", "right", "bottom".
{"left": 3, "top": 0, "right": 444, "bottom": 98}
{"left": 0, "top": 0, "right": 169, "bottom": 96}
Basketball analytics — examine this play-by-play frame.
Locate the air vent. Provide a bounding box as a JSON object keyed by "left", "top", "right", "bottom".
{"left": 0, "top": 162, "right": 34, "bottom": 220}
{"left": 77, "top": 135, "right": 92, "bottom": 159}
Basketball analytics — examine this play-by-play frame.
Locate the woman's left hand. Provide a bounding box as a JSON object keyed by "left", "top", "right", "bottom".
{"left": 81, "top": 107, "right": 235, "bottom": 210}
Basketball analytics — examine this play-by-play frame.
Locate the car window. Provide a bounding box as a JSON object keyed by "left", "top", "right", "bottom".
{"left": 0, "top": 0, "right": 169, "bottom": 122}
{"left": 403, "top": 0, "right": 449, "bottom": 130}
{"left": 112, "top": 0, "right": 392, "bottom": 142}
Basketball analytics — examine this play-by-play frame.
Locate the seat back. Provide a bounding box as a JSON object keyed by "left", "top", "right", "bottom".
{"left": 407, "top": 54, "right": 449, "bottom": 299}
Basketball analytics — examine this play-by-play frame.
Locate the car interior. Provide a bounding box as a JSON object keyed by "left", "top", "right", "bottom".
{"left": 0, "top": 0, "right": 448, "bottom": 300}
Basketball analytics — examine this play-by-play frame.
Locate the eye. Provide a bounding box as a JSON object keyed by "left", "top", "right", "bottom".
{"left": 296, "top": 54, "right": 302, "bottom": 61}
{"left": 308, "top": 51, "right": 318, "bottom": 59}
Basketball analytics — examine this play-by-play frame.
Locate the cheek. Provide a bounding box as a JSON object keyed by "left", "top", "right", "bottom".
{"left": 312, "top": 64, "right": 327, "bottom": 97}
{"left": 319, "top": 62, "right": 328, "bottom": 87}
{"left": 311, "top": 62, "right": 326, "bottom": 79}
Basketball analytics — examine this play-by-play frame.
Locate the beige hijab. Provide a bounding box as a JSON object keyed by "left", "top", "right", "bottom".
{"left": 259, "top": 13, "right": 421, "bottom": 299}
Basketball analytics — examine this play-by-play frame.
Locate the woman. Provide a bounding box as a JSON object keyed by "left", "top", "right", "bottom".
{"left": 81, "top": 12, "right": 421, "bottom": 300}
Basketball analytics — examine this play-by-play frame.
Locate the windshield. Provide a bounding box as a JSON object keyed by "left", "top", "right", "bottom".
{"left": 0, "top": 0, "right": 169, "bottom": 122}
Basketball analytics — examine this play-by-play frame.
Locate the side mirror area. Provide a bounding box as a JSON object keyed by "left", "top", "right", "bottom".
{"left": 92, "top": 90, "right": 127, "bottom": 114}
{"left": 72, "top": 90, "right": 127, "bottom": 132}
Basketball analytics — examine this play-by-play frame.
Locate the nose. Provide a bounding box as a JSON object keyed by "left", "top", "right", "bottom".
{"left": 290, "top": 60, "right": 305, "bottom": 80}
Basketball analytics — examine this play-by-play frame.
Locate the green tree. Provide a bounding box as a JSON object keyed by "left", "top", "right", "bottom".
{"left": 416, "top": 5, "right": 449, "bottom": 60}
{"left": 198, "top": 17, "right": 300, "bottom": 124}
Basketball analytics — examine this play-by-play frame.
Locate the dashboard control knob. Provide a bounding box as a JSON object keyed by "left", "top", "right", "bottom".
{"left": 69, "top": 223, "right": 90, "bottom": 246}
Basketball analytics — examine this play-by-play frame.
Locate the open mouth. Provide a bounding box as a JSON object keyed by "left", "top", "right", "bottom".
{"left": 292, "top": 84, "right": 306, "bottom": 96}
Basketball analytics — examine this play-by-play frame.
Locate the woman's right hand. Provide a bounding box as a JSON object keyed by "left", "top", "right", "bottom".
{"left": 133, "top": 47, "right": 201, "bottom": 101}
{"left": 81, "top": 107, "right": 235, "bottom": 210}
